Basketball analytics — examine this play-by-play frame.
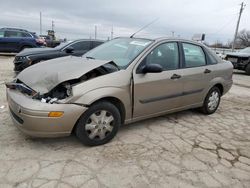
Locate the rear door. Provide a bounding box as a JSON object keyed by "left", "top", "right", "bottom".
{"left": 133, "top": 42, "right": 184, "bottom": 119}
{"left": 180, "top": 42, "right": 209, "bottom": 106}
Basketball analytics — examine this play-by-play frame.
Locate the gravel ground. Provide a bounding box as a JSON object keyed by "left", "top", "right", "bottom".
{"left": 0, "top": 56, "right": 250, "bottom": 188}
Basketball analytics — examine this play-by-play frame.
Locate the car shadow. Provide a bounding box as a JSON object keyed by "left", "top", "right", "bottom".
{"left": 119, "top": 109, "right": 200, "bottom": 131}
{"left": 23, "top": 109, "right": 202, "bottom": 147}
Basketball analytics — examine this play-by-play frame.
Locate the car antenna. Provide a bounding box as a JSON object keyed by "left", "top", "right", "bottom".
{"left": 130, "top": 18, "right": 159, "bottom": 38}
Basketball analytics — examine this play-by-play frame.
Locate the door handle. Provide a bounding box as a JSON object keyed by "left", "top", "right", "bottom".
{"left": 204, "top": 69, "right": 211, "bottom": 74}
{"left": 171, "top": 74, "right": 181, "bottom": 79}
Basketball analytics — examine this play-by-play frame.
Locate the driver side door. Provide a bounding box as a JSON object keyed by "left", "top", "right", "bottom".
{"left": 133, "top": 42, "right": 184, "bottom": 119}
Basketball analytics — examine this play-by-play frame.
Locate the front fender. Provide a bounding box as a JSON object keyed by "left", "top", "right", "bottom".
{"left": 74, "top": 87, "right": 132, "bottom": 120}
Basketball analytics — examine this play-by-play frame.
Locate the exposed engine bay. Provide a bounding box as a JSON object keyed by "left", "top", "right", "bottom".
{"left": 7, "top": 62, "right": 119, "bottom": 104}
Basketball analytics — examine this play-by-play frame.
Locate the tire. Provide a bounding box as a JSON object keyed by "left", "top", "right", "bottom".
{"left": 200, "top": 87, "right": 221, "bottom": 115}
{"left": 75, "top": 101, "right": 121, "bottom": 146}
{"left": 245, "top": 64, "right": 250, "bottom": 75}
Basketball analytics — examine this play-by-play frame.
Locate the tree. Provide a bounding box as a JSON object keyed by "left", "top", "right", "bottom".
{"left": 237, "top": 29, "right": 250, "bottom": 48}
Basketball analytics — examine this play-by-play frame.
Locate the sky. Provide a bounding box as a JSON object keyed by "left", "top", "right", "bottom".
{"left": 0, "top": 0, "right": 249, "bottom": 44}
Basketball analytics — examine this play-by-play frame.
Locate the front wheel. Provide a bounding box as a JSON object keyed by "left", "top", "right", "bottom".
{"left": 75, "top": 101, "right": 121, "bottom": 146}
{"left": 200, "top": 87, "right": 221, "bottom": 115}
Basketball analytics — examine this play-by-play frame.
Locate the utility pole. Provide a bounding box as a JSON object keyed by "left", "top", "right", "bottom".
{"left": 39, "top": 12, "right": 42, "bottom": 35}
{"left": 232, "top": 2, "right": 246, "bottom": 52}
{"left": 52, "top": 20, "right": 55, "bottom": 31}
{"left": 94, "top": 25, "right": 97, "bottom": 39}
{"left": 111, "top": 25, "right": 114, "bottom": 40}
{"left": 171, "top": 31, "right": 175, "bottom": 37}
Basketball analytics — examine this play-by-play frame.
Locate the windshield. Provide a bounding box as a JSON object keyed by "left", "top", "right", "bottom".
{"left": 84, "top": 38, "right": 153, "bottom": 69}
{"left": 240, "top": 47, "right": 250, "bottom": 53}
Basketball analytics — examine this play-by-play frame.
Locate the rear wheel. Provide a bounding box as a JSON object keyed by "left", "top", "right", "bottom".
{"left": 75, "top": 101, "right": 121, "bottom": 146}
{"left": 245, "top": 63, "right": 250, "bottom": 75}
{"left": 200, "top": 87, "right": 221, "bottom": 115}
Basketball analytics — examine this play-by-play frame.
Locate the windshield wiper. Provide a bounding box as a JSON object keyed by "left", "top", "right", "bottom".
{"left": 86, "top": 56, "right": 95, "bottom": 59}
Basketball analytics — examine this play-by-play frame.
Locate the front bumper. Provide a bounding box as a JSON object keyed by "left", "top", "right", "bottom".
{"left": 7, "top": 89, "right": 87, "bottom": 137}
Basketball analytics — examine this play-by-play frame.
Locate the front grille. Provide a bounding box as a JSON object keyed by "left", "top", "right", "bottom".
{"left": 14, "top": 56, "right": 22, "bottom": 61}
{"left": 10, "top": 108, "right": 24, "bottom": 124}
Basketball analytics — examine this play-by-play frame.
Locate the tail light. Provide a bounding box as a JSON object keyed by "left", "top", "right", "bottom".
{"left": 36, "top": 38, "right": 46, "bottom": 45}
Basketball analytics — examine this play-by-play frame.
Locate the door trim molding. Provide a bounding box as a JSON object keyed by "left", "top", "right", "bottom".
{"left": 139, "top": 88, "right": 203, "bottom": 104}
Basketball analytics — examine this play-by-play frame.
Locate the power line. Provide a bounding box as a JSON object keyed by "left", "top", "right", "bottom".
{"left": 39, "top": 12, "right": 42, "bottom": 35}
{"left": 208, "top": 16, "right": 237, "bottom": 36}
{"left": 232, "top": 2, "right": 246, "bottom": 51}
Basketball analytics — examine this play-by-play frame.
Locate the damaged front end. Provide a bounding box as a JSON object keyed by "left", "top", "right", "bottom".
{"left": 7, "top": 59, "right": 119, "bottom": 104}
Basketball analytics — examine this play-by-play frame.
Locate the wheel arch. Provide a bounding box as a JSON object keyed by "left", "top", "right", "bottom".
{"left": 90, "top": 97, "right": 126, "bottom": 124}
{"left": 213, "top": 83, "right": 224, "bottom": 95}
{"left": 71, "top": 96, "right": 126, "bottom": 134}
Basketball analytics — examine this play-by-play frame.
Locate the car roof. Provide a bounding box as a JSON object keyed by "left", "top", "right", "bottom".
{"left": 72, "top": 39, "right": 105, "bottom": 43}
{"left": 0, "top": 27, "right": 29, "bottom": 32}
{"left": 114, "top": 36, "right": 205, "bottom": 47}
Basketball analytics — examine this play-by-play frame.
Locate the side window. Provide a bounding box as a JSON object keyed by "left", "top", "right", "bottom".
{"left": 92, "top": 41, "right": 103, "bottom": 48}
{"left": 143, "top": 42, "right": 179, "bottom": 70}
{"left": 0, "top": 31, "right": 4, "bottom": 38}
{"left": 183, "top": 43, "right": 206, "bottom": 68}
{"left": 4, "top": 31, "right": 19, "bottom": 37}
{"left": 71, "top": 41, "right": 91, "bottom": 51}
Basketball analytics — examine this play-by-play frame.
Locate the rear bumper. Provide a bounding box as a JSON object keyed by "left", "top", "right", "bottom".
{"left": 223, "top": 79, "right": 233, "bottom": 95}
{"left": 7, "top": 89, "right": 87, "bottom": 137}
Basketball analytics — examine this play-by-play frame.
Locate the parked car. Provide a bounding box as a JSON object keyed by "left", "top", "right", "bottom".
{"left": 0, "top": 28, "right": 45, "bottom": 53}
{"left": 225, "top": 47, "right": 250, "bottom": 75}
{"left": 6, "top": 37, "right": 233, "bottom": 146}
{"left": 13, "top": 39, "right": 104, "bottom": 71}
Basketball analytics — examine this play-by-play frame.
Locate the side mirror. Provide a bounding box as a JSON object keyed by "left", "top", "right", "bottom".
{"left": 141, "top": 64, "right": 163, "bottom": 74}
{"left": 65, "top": 46, "right": 74, "bottom": 53}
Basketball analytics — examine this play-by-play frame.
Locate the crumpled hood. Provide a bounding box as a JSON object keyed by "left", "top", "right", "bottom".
{"left": 226, "top": 52, "right": 250, "bottom": 58}
{"left": 17, "top": 56, "right": 112, "bottom": 94}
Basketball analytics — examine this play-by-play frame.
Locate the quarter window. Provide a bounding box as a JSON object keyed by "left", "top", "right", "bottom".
{"left": 183, "top": 43, "right": 206, "bottom": 68}
{"left": 206, "top": 50, "right": 218, "bottom": 65}
{"left": 143, "top": 42, "right": 179, "bottom": 70}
